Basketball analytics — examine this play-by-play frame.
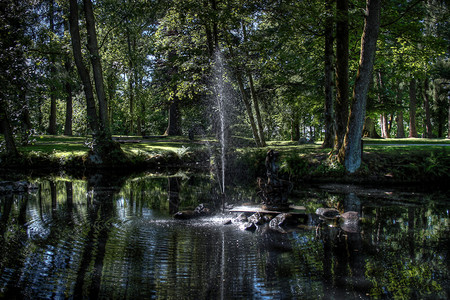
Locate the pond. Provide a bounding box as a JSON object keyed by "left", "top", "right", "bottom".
{"left": 0, "top": 173, "right": 449, "bottom": 299}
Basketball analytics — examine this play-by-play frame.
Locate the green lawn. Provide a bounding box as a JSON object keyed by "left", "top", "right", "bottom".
{"left": 8, "top": 135, "right": 449, "bottom": 158}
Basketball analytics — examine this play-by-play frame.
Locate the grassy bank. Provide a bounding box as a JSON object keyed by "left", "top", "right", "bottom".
{"left": 1, "top": 135, "right": 449, "bottom": 184}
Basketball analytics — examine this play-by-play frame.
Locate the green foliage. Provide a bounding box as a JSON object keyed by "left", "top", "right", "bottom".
{"left": 422, "top": 150, "right": 450, "bottom": 178}
{"left": 279, "top": 153, "right": 309, "bottom": 179}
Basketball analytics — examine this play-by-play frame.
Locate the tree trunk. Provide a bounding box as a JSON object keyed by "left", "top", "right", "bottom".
{"left": 164, "top": 97, "right": 182, "bottom": 136}
{"left": 126, "top": 29, "right": 135, "bottom": 135}
{"left": 434, "top": 81, "right": 444, "bottom": 138}
{"left": 69, "top": 0, "right": 99, "bottom": 136}
{"left": 226, "top": 39, "right": 261, "bottom": 147}
{"left": 21, "top": 90, "right": 32, "bottom": 144}
{"left": 422, "top": 78, "right": 433, "bottom": 138}
{"left": 248, "top": 73, "right": 266, "bottom": 146}
{"left": 396, "top": 86, "right": 405, "bottom": 138}
{"left": 322, "top": 0, "right": 335, "bottom": 149}
{"left": 47, "top": 0, "right": 57, "bottom": 135}
{"left": 48, "top": 82, "right": 57, "bottom": 135}
{"left": 448, "top": 93, "right": 450, "bottom": 139}
{"left": 408, "top": 78, "right": 418, "bottom": 138}
{"left": 380, "top": 113, "right": 389, "bottom": 138}
{"left": 335, "top": 0, "right": 349, "bottom": 151}
{"left": 64, "top": 57, "right": 73, "bottom": 136}
{"left": 236, "top": 74, "right": 262, "bottom": 147}
{"left": 363, "top": 117, "right": 381, "bottom": 138}
{"left": 82, "top": 0, "right": 110, "bottom": 139}
{"left": 0, "top": 100, "right": 18, "bottom": 155}
{"left": 376, "top": 71, "right": 389, "bottom": 138}
{"left": 291, "top": 111, "right": 300, "bottom": 141}
{"left": 339, "top": 0, "right": 381, "bottom": 173}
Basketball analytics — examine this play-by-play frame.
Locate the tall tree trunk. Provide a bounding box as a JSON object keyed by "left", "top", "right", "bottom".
{"left": 242, "top": 24, "right": 265, "bottom": 146}
{"left": 82, "top": 0, "right": 110, "bottom": 139}
{"left": 377, "top": 71, "right": 389, "bottom": 138}
{"left": 0, "top": 100, "right": 18, "bottom": 156}
{"left": 387, "top": 114, "right": 394, "bottom": 136}
{"left": 335, "top": 0, "right": 349, "bottom": 151}
{"left": 339, "top": 0, "right": 381, "bottom": 173}
{"left": 64, "top": 56, "right": 73, "bottom": 136}
{"left": 69, "top": 0, "right": 99, "bottom": 136}
{"left": 422, "top": 78, "right": 433, "bottom": 138}
{"left": 48, "top": 78, "right": 57, "bottom": 134}
{"left": 434, "top": 81, "right": 444, "bottom": 138}
{"left": 291, "top": 111, "right": 300, "bottom": 141}
{"left": 210, "top": 0, "right": 219, "bottom": 50}
{"left": 21, "top": 90, "right": 32, "bottom": 144}
{"left": 126, "top": 29, "right": 135, "bottom": 135}
{"left": 128, "top": 72, "right": 134, "bottom": 134}
{"left": 47, "top": 0, "right": 57, "bottom": 135}
{"left": 236, "top": 74, "right": 261, "bottom": 147}
{"left": 380, "top": 114, "right": 389, "bottom": 138}
{"left": 408, "top": 78, "right": 418, "bottom": 138}
{"left": 164, "top": 97, "right": 182, "bottom": 136}
{"left": 396, "top": 85, "right": 405, "bottom": 138}
{"left": 322, "top": 0, "right": 335, "bottom": 149}
{"left": 226, "top": 38, "right": 261, "bottom": 147}
{"left": 247, "top": 73, "right": 266, "bottom": 146}
{"left": 448, "top": 94, "right": 450, "bottom": 139}
{"left": 363, "top": 117, "right": 381, "bottom": 138}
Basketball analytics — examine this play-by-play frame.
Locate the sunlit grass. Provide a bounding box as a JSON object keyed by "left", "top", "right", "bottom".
{"left": 363, "top": 137, "right": 450, "bottom": 144}
{"left": 4, "top": 135, "right": 449, "bottom": 164}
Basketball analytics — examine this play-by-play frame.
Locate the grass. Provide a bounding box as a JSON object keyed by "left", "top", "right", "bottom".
{"left": 1, "top": 135, "right": 449, "bottom": 183}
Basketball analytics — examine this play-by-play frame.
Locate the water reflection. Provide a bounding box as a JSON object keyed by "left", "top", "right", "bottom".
{"left": 0, "top": 174, "right": 449, "bottom": 299}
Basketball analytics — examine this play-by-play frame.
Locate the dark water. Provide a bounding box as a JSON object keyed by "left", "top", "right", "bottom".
{"left": 0, "top": 173, "right": 449, "bottom": 299}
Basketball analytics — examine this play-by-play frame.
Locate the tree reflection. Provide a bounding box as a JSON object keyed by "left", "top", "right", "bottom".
{"left": 0, "top": 177, "right": 449, "bottom": 299}
{"left": 73, "top": 173, "right": 120, "bottom": 299}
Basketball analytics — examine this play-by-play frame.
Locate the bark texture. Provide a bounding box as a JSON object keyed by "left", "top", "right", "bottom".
{"left": 69, "top": 0, "right": 99, "bottom": 136}
{"left": 164, "top": 97, "right": 182, "bottom": 136}
{"left": 340, "top": 0, "right": 381, "bottom": 173}
{"left": 335, "top": 0, "right": 349, "bottom": 151}
{"left": 423, "top": 78, "right": 433, "bottom": 138}
{"left": 82, "top": 0, "right": 110, "bottom": 138}
{"left": 0, "top": 100, "right": 18, "bottom": 155}
{"left": 322, "top": 0, "right": 335, "bottom": 148}
{"left": 408, "top": 78, "right": 418, "bottom": 138}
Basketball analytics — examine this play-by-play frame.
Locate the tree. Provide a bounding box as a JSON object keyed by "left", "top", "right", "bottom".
{"left": 82, "top": 0, "right": 110, "bottom": 139}
{"left": 322, "top": 0, "right": 335, "bottom": 148}
{"left": 408, "top": 78, "right": 418, "bottom": 137}
{"left": 0, "top": 0, "right": 31, "bottom": 155}
{"left": 69, "top": 0, "right": 100, "bottom": 137}
{"left": 46, "top": 0, "right": 58, "bottom": 135}
{"left": 334, "top": 0, "right": 349, "bottom": 151}
{"left": 68, "top": 0, "right": 119, "bottom": 160}
{"left": 339, "top": 0, "right": 381, "bottom": 173}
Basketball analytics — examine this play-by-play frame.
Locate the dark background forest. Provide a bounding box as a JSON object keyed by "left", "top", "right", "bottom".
{"left": 1, "top": 0, "right": 449, "bottom": 172}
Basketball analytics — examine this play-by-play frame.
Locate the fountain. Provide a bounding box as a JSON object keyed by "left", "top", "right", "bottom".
{"left": 211, "top": 50, "right": 232, "bottom": 197}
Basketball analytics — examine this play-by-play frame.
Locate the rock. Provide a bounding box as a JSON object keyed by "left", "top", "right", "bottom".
{"left": 173, "top": 204, "right": 212, "bottom": 220}
{"left": 242, "top": 222, "right": 257, "bottom": 231}
{"left": 340, "top": 211, "right": 359, "bottom": 222}
{"left": 269, "top": 213, "right": 293, "bottom": 228}
{"left": 173, "top": 210, "right": 196, "bottom": 220}
{"left": 248, "top": 213, "right": 264, "bottom": 225}
{"left": 315, "top": 207, "right": 340, "bottom": 219}
{"left": 233, "top": 213, "right": 248, "bottom": 223}
{"left": 224, "top": 203, "right": 234, "bottom": 209}
{"left": 263, "top": 214, "right": 274, "bottom": 223}
{"left": 298, "top": 137, "right": 308, "bottom": 144}
{"left": 340, "top": 221, "right": 360, "bottom": 233}
{"left": 223, "top": 219, "right": 232, "bottom": 225}
{"left": 194, "top": 203, "right": 211, "bottom": 216}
